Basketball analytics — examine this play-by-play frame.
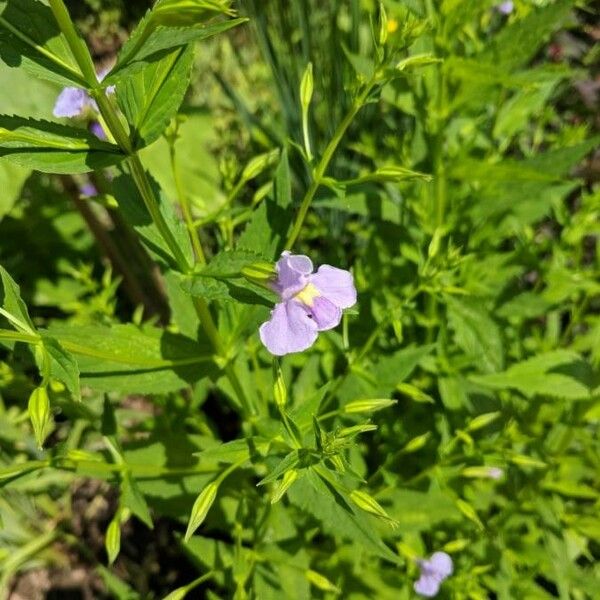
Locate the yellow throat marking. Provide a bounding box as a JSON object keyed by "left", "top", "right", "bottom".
{"left": 294, "top": 283, "right": 321, "bottom": 307}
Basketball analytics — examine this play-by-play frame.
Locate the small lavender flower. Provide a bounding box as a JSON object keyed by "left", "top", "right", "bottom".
{"left": 414, "top": 552, "right": 453, "bottom": 597}
{"left": 80, "top": 182, "right": 98, "bottom": 198}
{"left": 89, "top": 121, "right": 107, "bottom": 140}
{"left": 496, "top": 1, "right": 514, "bottom": 14}
{"left": 53, "top": 68, "right": 114, "bottom": 119}
{"left": 53, "top": 87, "right": 94, "bottom": 118}
{"left": 259, "top": 252, "right": 357, "bottom": 356}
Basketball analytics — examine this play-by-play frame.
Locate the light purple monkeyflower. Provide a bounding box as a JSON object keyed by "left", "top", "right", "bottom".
{"left": 259, "top": 252, "right": 357, "bottom": 356}
{"left": 496, "top": 1, "right": 514, "bottom": 14}
{"left": 53, "top": 67, "right": 115, "bottom": 119}
{"left": 80, "top": 182, "right": 98, "bottom": 198}
{"left": 53, "top": 87, "right": 95, "bottom": 118}
{"left": 414, "top": 552, "right": 453, "bottom": 597}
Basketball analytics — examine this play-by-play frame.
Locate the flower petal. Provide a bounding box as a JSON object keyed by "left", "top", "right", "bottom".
{"left": 310, "top": 296, "right": 342, "bottom": 331}
{"left": 53, "top": 88, "right": 89, "bottom": 118}
{"left": 310, "top": 265, "right": 357, "bottom": 309}
{"left": 275, "top": 252, "right": 314, "bottom": 300}
{"left": 428, "top": 552, "right": 453, "bottom": 579}
{"left": 414, "top": 575, "right": 441, "bottom": 597}
{"left": 259, "top": 301, "right": 318, "bottom": 356}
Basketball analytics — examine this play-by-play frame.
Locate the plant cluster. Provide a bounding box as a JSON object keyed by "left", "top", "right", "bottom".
{"left": 0, "top": 0, "right": 598, "bottom": 598}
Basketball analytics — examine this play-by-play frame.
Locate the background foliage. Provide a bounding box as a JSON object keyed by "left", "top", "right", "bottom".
{"left": 0, "top": 0, "right": 599, "bottom": 598}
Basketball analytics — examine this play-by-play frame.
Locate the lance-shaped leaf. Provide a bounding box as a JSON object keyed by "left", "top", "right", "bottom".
{"left": 46, "top": 323, "right": 215, "bottom": 394}
{"left": 117, "top": 45, "right": 194, "bottom": 149}
{"left": 0, "top": 0, "right": 86, "bottom": 87}
{"left": 0, "top": 116, "right": 125, "bottom": 174}
{"left": 41, "top": 335, "right": 81, "bottom": 401}
{"left": 0, "top": 264, "right": 35, "bottom": 332}
{"left": 107, "top": 0, "right": 245, "bottom": 82}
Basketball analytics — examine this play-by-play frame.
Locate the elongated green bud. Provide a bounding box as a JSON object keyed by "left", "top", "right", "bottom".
{"left": 337, "top": 423, "right": 377, "bottom": 438}
{"left": 378, "top": 2, "right": 388, "bottom": 46}
{"left": 344, "top": 398, "right": 396, "bottom": 414}
{"left": 241, "top": 149, "right": 280, "bottom": 182}
{"left": 273, "top": 360, "right": 287, "bottom": 409}
{"left": 300, "top": 62, "right": 314, "bottom": 161}
{"left": 271, "top": 469, "right": 298, "bottom": 504}
{"left": 350, "top": 490, "right": 396, "bottom": 525}
{"left": 396, "top": 54, "right": 441, "bottom": 72}
{"left": 28, "top": 386, "right": 51, "bottom": 449}
{"left": 465, "top": 411, "right": 500, "bottom": 432}
{"left": 305, "top": 569, "right": 341, "bottom": 593}
{"left": 105, "top": 513, "right": 122, "bottom": 565}
{"left": 185, "top": 482, "right": 219, "bottom": 541}
{"left": 241, "top": 261, "right": 276, "bottom": 282}
{"left": 401, "top": 432, "right": 430, "bottom": 453}
{"left": 456, "top": 498, "right": 484, "bottom": 530}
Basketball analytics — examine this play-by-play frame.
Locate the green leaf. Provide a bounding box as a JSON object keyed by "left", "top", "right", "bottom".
{"left": 368, "top": 344, "right": 435, "bottom": 395}
{"left": 471, "top": 351, "right": 591, "bottom": 400}
{"left": 447, "top": 297, "right": 504, "bottom": 373}
{"left": 0, "top": 0, "right": 85, "bottom": 87}
{"left": 121, "top": 471, "right": 153, "bottom": 529}
{"left": 0, "top": 161, "right": 29, "bottom": 220}
{"left": 41, "top": 335, "right": 80, "bottom": 401}
{"left": 237, "top": 149, "right": 293, "bottom": 259}
{"left": 0, "top": 116, "right": 125, "bottom": 174}
{"left": 288, "top": 469, "right": 399, "bottom": 564}
{"left": 201, "top": 249, "right": 268, "bottom": 278}
{"left": 112, "top": 173, "right": 193, "bottom": 269}
{"left": 478, "top": 0, "right": 574, "bottom": 72}
{"left": 117, "top": 45, "right": 194, "bottom": 149}
{"left": 0, "top": 263, "right": 35, "bottom": 332}
{"left": 46, "top": 323, "right": 215, "bottom": 394}
{"left": 109, "top": 0, "right": 243, "bottom": 81}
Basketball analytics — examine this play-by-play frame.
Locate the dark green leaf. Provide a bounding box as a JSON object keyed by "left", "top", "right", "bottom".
{"left": 0, "top": 0, "right": 86, "bottom": 87}
{"left": 46, "top": 323, "right": 215, "bottom": 394}
{"left": 117, "top": 46, "right": 194, "bottom": 149}
{"left": 0, "top": 116, "right": 125, "bottom": 174}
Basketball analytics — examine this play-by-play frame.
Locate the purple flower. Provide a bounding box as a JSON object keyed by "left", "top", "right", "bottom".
{"left": 496, "top": 1, "right": 514, "bottom": 14}
{"left": 259, "top": 252, "right": 357, "bottom": 356}
{"left": 414, "top": 552, "right": 453, "bottom": 597}
{"left": 53, "top": 68, "right": 115, "bottom": 119}
{"left": 53, "top": 87, "right": 94, "bottom": 118}
{"left": 80, "top": 182, "right": 98, "bottom": 197}
{"left": 89, "top": 121, "right": 107, "bottom": 140}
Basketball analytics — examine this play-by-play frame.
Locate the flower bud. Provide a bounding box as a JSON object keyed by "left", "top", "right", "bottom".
{"left": 28, "top": 386, "right": 51, "bottom": 449}
{"left": 271, "top": 469, "right": 298, "bottom": 504}
{"left": 350, "top": 490, "right": 396, "bottom": 525}
{"left": 343, "top": 398, "right": 396, "bottom": 414}
{"left": 185, "top": 482, "right": 219, "bottom": 541}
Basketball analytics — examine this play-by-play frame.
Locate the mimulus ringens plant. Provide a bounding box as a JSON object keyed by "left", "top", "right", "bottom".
{"left": 414, "top": 551, "right": 454, "bottom": 597}
{"left": 259, "top": 252, "right": 356, "bottom": 356}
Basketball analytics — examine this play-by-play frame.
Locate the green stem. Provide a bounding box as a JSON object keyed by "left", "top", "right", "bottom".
{"left": 284, "top": 81, "right": 374, "bottom": 249}
{"left": 0, "top": 328, "right": 39, "bottom": 344}
{"left": 47, "top": 0, "right": 97, "bottom": 85}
